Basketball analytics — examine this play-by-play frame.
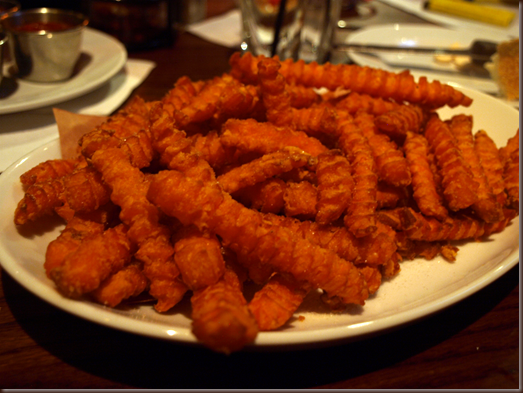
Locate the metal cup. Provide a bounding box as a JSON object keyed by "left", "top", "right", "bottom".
{"left": 1, "top": 8, "right": 88, "bottom": 82}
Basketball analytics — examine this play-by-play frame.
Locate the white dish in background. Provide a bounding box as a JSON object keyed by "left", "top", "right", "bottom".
{"left": 345, "top": 24, "right": 517, "bottom": 106}
{"left": 0, "top": 86, "right": 519, "bottom": 349}
{"left": 0, "top": 27, "right": 127, "bottom": 115}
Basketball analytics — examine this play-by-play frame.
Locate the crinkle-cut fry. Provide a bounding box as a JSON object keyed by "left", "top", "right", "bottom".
{"left": 503, "top": 144, "right": 519, "bottom": 212}
{"left": 80, "top": 96, "right": 153, "bottom": 160}
{"left": 257, "top": 57, "right": 294, "bottom": 127}
{"left": 172, "top": 225, "right": 226, "bottom": 291}
{"left": 355, "top": 111, "right": 411, "bottom": 187}
{"left": 191, "top": 268, "right": 258, "bottom": 354}
{"left": 172, "top": 73, "right": 260, "bottom": 129}
{"left": 233, "top": 177, "right": 286, "bottom": 214}
{"left": 474, "top": 130, "right": 507, "bottom": 207}
{"left": 315, "top": 149, "right": 354, "bottom": 225}
{"left": 44, "top": 214, "right": 106, "bottom": 278}
{"left": 148, "top": 103, "right": 217, "bottom": 184}
{"left": 49, "top": 224, "right": 133, "bottom": 298}
{"left": 90, "top": 261, "right": 148, "bottom": 307}
{"left": 287, "top": 83, "right": 320, "bottom": 108}
{"left": 449, "top": 114, "right": 504, "bottom": 222}
{"left": 217, "top": 147, "right": 316, "bottom": 194}
{"left": 388, "top": 207, "right": 515, "bottom": 241}
{"left": 220, "top": 118, "right": 329, "bottom": 158}
{"left": 424, "top": 114, "right": 478, "bottom": 211}
{"left": 161, "top": 75, "right": 205, "bottom": 116}
{"left": 257, "top": 57, "right": 339, "bottom": 139}
{"left": 148, "top": 170, "right": 369, "bottom": 305}
{"left": 248, "top": 273, "right": 311, "bottom": 331}
{"left": 229, "top": 52, "right": 473, "bottom": 108}
{"left": 376, "top": 181, "right": 408, "bottom": 209}
{"left": 499, "top": 129, "right": 519, "bottom": 166}
{"left": 20, "top": 158, "right": 77, "bottom": 187}
{"left": 334, "top": 91, "right": 400, "bottom": 116}
{"left": 337, "top": 114, "right": 378, "bottom": 237}
{"left": 404, "top": 131, "right": 448, "bottom": 220}
{"left": 64, "top": 165, "right": 111, "bottom": 213}
{"left": 188, "top": 130, "right": 236, "bottom": 170}
{"left": 358, "top": 266, "right": 382, "bottom": 295}
{"left": 14, "top": 176, "right": 66, "bottom": 225}
{"left": 91, "top": 147, "right": 188, "bottom": 312}
{"left": 375, "top": 103, "right": 428, "bottom": 142}
{"left": 399, "top": 240, "right": 458, "bottom": 262}
{"left": 283, "top": 181, "right": 318, "bottom": 219}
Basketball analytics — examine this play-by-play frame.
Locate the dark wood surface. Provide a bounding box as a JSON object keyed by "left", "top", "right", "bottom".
{"left": 0, "top": 1, "right": 519, "bottom": 389}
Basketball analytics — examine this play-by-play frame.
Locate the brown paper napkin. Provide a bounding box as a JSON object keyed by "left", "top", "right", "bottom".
{"left": 53, "top": 108, "right": 107, "bottom": 159}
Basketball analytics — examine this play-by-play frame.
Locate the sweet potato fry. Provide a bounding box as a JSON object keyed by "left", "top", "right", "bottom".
{"left": 248, "top": 273, "right": 310, "bottom": 331}
{"left": 191, "top": 268, "right": 258, "bottom": 354}
{"left": 424, "top": 114, "right": 478, "bottom": 211}
{"left": 449, "top": 114, "right": 504, "bottom": 222}
{"left": 148, "top": 170, "right": 369, "bottom": 306}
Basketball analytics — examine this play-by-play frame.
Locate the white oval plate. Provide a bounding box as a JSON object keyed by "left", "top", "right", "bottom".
{"left": 0, "top": 27, "right": 127, "bottom": 115}
{"left": 345, "top": 24, "right": 516, "bottom": 104}
{"left": 0, "top": 86, "right": 519, "bottom": 349}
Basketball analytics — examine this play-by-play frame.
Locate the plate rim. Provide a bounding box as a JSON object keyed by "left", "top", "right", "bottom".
{"left": 0, "top": 27, "right": 127, "bottom": 115}
{"left": 344, "top": 23, "right": 514, "bottom": 100}
{"left": 0, "top": 87, "right": 519, "bottom": 349}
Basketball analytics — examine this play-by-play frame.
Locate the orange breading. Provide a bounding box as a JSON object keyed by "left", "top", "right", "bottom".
{"left": 355, "top": 111, "right": 411, "bottom": 187}
{"left": 14, "top": 176, "right": 67, "bottom": 225}
{"left": 172, "top": 73, "right": 260, "bottom": 129}
{"left": 191, "top": 268, "right": 258, "bottom": 354}
{"left": 161, "top": 75, "right": 205, "bottom": 117}
{"left": 257, "top": 56, "right": 294, "bottom": 127}
{"left": 79, "top": 96, "right": 153, "bottom": 164}
{"left": 334, "top": 91, "right": 400, "bottom": 116}
{"left": 404, "top": 131, "right": 448, "bottom": 220}
{"left": 148, "top": 103, "right": 217, "bottom": 184}
{"left": 48, "top": 224, "right": 133, "bottom": 298}
{"left": 187, "top": 130, "right": 236, "bottom": 170}
{"left": 220, "top": 118, "right": 330, "bottom": 158}
{"left": 499, "top": 129, "right": 519, "bottom": 165}
{"left": 172, "top": 225, "right": 226, "bottom": 291}
{"left": 90, "top": 261, "right": 148, "bottom": 307}
{"left": 229, "top": 52, "right": 473, "bottom": 108}
{"left": 283, "top": 180, "right": 318, "bottom": 219}
{"left": 44, "top": 214, "right": 106, "bottom": 278}
{"left": 287, "top": 83, "right": 321, "bottom": 108}
{"left": 387, "top": 207, "right": 515, "bottom": 241}
{"left": 474, "top": 130, "right": 507, "bottom": 207}
{"left": 503, "top": 142, "right": 519, "bottom": 212}
{"left": 147, "top": 170, "right": 369, "bottom": 306}
{"left": 217, "top": 147, "right": 315, "bottom": 194}
{"left": 358, "top": 266, "right": 382, "bottom": 295}
{"left": 449, "top": 114, "right": 504, "bottom": 222}
{"left": 375, "top": 103, "right": 428, "bottom": 142}
{"left": 248, "top": 273, "right": 311, "bottom": 331}
{"left": 424, "top": 114, "right": 478, "bottom": 211}
{"left": 337, "top": 114, "right": 378, "bottom": 237}
{"left": 63, "top": 166, "right": 111, "bottom": 213}
{"left": 376, "top": 181, "right": 408, "bottom": 209}
{"left": 315, "top": 149, "right": 354, "bottom": 225}
{"left": 91, "top": 147, "right": 188, "bottom": 312}
{"left": 233, "top": 177, "right": 286, "bottom": 214}
{"left": 20, "top": 158, "right": 77, "bottom": 187}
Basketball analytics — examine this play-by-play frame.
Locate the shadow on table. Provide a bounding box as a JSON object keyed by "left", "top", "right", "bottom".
{"left": 3, "top": 263, "right": 519, "bottom": 389}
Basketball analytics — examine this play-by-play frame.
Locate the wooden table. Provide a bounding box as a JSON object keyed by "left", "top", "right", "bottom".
{"left": 0, "top": 1, "right": 519, "bottom": 389}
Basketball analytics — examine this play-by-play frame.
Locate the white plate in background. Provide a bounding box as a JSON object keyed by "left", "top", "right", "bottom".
{"left": 345, "top": 24, "right": 516, "bottom": 102}
{"left": 0, "top": 28, "right": 127, "bottom": 115}
{"left": 0, "top": 86, "right": 519, "bottom": 349}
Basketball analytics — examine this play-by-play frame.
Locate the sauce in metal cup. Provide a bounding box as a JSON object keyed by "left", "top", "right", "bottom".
{"left": 1, "top": 8, "right": 88, "bottom": 82}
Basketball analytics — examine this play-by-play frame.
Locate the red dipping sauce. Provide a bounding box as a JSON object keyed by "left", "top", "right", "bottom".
{"left": 15, "top": 21, "right": 75, "bottom": 32}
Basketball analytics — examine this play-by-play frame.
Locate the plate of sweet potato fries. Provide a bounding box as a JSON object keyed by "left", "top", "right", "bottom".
{"left": 0, "top": 53, "right": 519, "bottom": 354}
